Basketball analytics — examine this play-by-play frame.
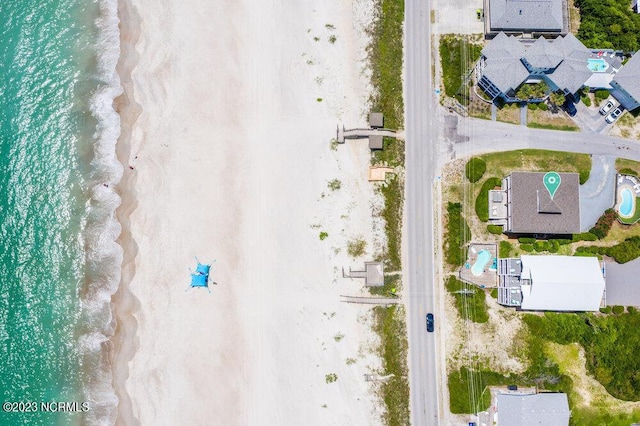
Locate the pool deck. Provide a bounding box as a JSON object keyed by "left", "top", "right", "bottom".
{"left": 459, "top": 243, "right": 498, "bottom": 288}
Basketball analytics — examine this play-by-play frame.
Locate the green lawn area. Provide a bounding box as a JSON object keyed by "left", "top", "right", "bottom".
{"left": 496, "top": 104, "right": 520, "bottom": 124}
{"left": 478, "top": 149, "right": 592, "bottom": 184}
{"left": 616, "top": 158, "right": 640, "bottom": 176}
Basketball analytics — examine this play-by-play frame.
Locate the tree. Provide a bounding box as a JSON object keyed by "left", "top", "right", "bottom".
{"left": 549, "top": 92, "right": 565, "bottom": 106}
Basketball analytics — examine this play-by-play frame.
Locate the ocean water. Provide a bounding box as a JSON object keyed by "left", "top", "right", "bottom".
{"left": 0, "top": 0, "right": 122, "bottom": 425}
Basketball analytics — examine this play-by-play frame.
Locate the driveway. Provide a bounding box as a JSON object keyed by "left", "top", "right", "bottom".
{"left": 579, "top": 155, "right": 617, "bottom": 232}
{"left": 605, "top": 258, "right": 640, "bottom": 307}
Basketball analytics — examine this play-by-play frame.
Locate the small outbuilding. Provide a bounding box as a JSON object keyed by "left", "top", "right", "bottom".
{"left": 343, "top": 261, "right": 384, "bottom": 287}
{"left": 369, "top": 112, "right": 384, "bottom": 128}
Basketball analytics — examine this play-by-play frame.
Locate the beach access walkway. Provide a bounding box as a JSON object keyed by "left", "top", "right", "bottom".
{"left": 336, "top": 112, "right": 397, "bottom": 149}
{"left": 340, "top": 295, "right": 400, "bottom": 305}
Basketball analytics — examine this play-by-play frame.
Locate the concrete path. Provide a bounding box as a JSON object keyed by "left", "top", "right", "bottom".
{"left": 491, "top": 103, "right": 497, "bottom": 121}
{"left": 339, "top": 295, "right": 400, "bottom": 305}
{"left": 520, "top": 104, "right": 527, "bottom": 127}
{"left": 579, "top": 155, "right": 617, "bottom": 231}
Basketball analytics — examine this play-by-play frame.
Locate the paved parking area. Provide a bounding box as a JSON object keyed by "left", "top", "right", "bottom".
{"left": 433, "top": 0, "right": 484, "bottom": 35}
{"left": 572, "top": 97, "right": 621, "bottom": 134}
{"left": 605, "top": 258, "right": 640, "bottom": 307}
{"left": 579, "top": 155, "right": 616, "bottom": 232}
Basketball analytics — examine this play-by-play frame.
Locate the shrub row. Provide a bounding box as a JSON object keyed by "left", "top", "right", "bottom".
{"left": 572, "top": 232, "right": 598, "bottom": 242}
{"left": 589, "top": 209, "right": 617, "bottom": 239}
{"left": 487, "top": 225, "right": 503, "bottom": 234}
{"left": 445, "top": 202, "right": 470, "bottom": 266}
{"left": 619, "top": 167, "right": 639, "bottom": 176}
{"left": 465, "top": 157, "right": 487, "bottom": 183}
{"left": 475, "top": 177, "right": 502, "bottom": 222}
{"left": 577, "top": 236, "right": 640, "bottom": 263}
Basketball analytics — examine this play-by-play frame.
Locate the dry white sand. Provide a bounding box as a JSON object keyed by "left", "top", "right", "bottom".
{"left": 115, "top": 0, "right": 388, "bottom": 424}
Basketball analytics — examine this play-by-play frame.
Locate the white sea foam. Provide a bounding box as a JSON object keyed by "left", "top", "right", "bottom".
{"left": 79, "top": 0, "right": 123, "bottom": 424}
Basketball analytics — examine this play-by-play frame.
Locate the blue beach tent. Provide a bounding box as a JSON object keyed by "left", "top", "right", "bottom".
{"left": 188, "top": 258, "right": 214, "bottom": 293}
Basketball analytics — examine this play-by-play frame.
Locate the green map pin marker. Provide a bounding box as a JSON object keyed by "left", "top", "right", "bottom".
{"left": 543, "top": 172, "right": 561, "bottom": 199}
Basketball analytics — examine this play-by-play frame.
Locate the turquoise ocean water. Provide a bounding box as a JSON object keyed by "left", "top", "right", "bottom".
{"left": 0, "top": 0, "right": 122, "bottom": 424}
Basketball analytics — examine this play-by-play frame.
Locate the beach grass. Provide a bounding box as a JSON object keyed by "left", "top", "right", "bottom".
{"left": 373, "top": 305, "right": 411, "bottom": 425}
{"left": 368, "top": 0, "right": 404, "bottom": 130}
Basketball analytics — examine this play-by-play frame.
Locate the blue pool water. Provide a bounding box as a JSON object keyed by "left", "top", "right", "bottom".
{"left": 472, "top": 250, "right": 492, "bottom": 276}
{"left": 588, "top": 58, "right": 609, "bottom": 73}
{"left": 620, "top": 187, "right": 634, "bottom": 217}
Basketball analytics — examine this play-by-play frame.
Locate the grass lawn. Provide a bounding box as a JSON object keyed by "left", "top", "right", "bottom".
{"left": 495, "top": 104, "right": 520, "bottom": 124}
{"left": 478, "top": 149, "right": 592, "bottom": 184}
{"left": 616, "top": 158, "right": 640, "bottom": 176}
{"left": 527, "top": 109, "right": 579, "bottom": 131}
{"left": 606, "top": 221, "right": 640, "bottom": 242}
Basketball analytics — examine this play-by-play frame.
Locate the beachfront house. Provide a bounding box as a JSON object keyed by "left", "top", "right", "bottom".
{"left": 496, "top": 392, "right": 570, "bottom": 425}
{"left": 497, "top": 255, "right": 605, "bottom": 311}
{"left": 610, "top": 51, "right": 640, "bottom": 111}
{"left": 488, "top": 171, "right": 580, "bottom": 235}
{"left": 476, "top": 32, "right": 629, "bottom": 104}
{"left": 484, "top": 0, "right": 568, "bottom": 38}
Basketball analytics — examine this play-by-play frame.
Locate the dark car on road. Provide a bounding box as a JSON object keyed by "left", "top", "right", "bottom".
{"left": 426, "top": 313, "right": 434, "bottom": 332}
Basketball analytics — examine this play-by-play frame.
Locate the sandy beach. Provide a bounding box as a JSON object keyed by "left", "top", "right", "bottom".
{"left": 113, "top": 0, "right": 388, "bottom": 424}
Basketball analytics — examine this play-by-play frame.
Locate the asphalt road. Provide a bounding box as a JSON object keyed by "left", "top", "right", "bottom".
{"left": 404, "top": 0, "right": 440, "bottom": 425}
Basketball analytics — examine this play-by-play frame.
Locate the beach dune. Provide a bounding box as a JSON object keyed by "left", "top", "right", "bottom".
{"left": 116, "top": 0, "right": 382, "bottom": 424}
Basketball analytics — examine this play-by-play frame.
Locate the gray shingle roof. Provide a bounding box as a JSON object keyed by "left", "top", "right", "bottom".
{"left": 489, "top": 0, "right": 565, "bottom": 33}
{"left": 507, "top": 172, "right": 580, "bottom": 234}
{"left": 526, "top": 36, "right": 564, "bottom": 69}
{"left": 546, "top": 33, "right": 592, "bottom": 94}
{"left": 481, "top": 32, "right": 593, "bottom": 97}
{"left": 481, "top": 32, "right": 529, "bottom": 94}
{"left": 612, "top": 51, "right": 640, "bottom": 103}
{"left": 497, "top": 393, "right": 570, "bottom": 426}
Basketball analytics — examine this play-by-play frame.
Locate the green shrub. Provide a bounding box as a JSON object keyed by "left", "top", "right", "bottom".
{"left": 465, "top": 157, "right": 487, "bottom": 183}
{"left": 475, "top": 177, "right": 502, "bottom": 222}
{"left": 521, "top": 243, "right": 534, "bottom": 252}
{"left": 538, "top": 102, "right": 548, "bottom": 111}
{"left": 490, "top": 288, "right": 498, "bottom": 299}
{"left": 600, "top": 306, "right": 612, "bottom": 314}
{"left": 579, "top": 170, "right": 590, "bottom": 185}
{"left": 581, "top": 96, "right": 591, "bottom": 107}
{"left": 572, "top": 232, "right": 598, "bottom": 242}
{"left": 549, "top": 239, "right": 559, "bottom": 253}
{"left": 551, "top": 238, "right": 572, "bottom": 245}
{"left": 619, "top": 167, "right": 639, "bottom": 176}
{"left": 528, "top": 102, "right": 538, "bottom": 110}
{"left": 589, "top": 209, "right": 616, "bottom": 239}
{"left": 533, "top": 241, "right": 550, "bottom": 252}
{"left": 518, "top": 237, "right": 536, "bottom": 244}
{"left": 499, "top": 241, "right": 512, "bottom": 258}
{"left": 629, "top": 306, "right": 637, "bottom": 314}
{"left": 487, "top": 224, "right": 503, "bottom": 234}
{"left": 445, "top": 202, "right": 470, "bottom": 266}
{"left": 612, "top": 305, "right": 625, "bottom": 315}
{"left": 595, "top": 90, "right": 609, "bottom": 101}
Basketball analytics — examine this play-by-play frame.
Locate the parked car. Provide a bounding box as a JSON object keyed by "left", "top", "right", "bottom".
{"left": 562, "top": 99, "right": 577, "bottom": 117}
{"left": 426, "top": 313, "right": 434, "bottom": 332}
{"left": 599, "top": 99, "right": 616, "bottom": 115}
{"left": 606, "top": 106, "right": 624, "bottom": 124}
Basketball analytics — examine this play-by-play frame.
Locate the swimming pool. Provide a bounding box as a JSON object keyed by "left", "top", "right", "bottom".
{"left": 587, "top": 58, "right": 609, "bottom": 73}
{"left": 619, "top": 187, "right": 634, "bottom": 217}
{"left": 471, "top": 249, "right": 491, "bottom": 276}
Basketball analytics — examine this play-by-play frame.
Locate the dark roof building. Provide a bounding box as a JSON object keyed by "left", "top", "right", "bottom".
{"left": 477, "top": 33, "right": 594, "bottom": 102}
{"left": 611, "top": 51, "right": 640, "bottom": 111}
{"left": 500, "top": 172, "right": 580, "bottom": 234}
{"left": 486, "top": 0, "right": 568, "bottom": 37}
{"left": 496, "top": 393, "right": 570, "bottom": 426}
